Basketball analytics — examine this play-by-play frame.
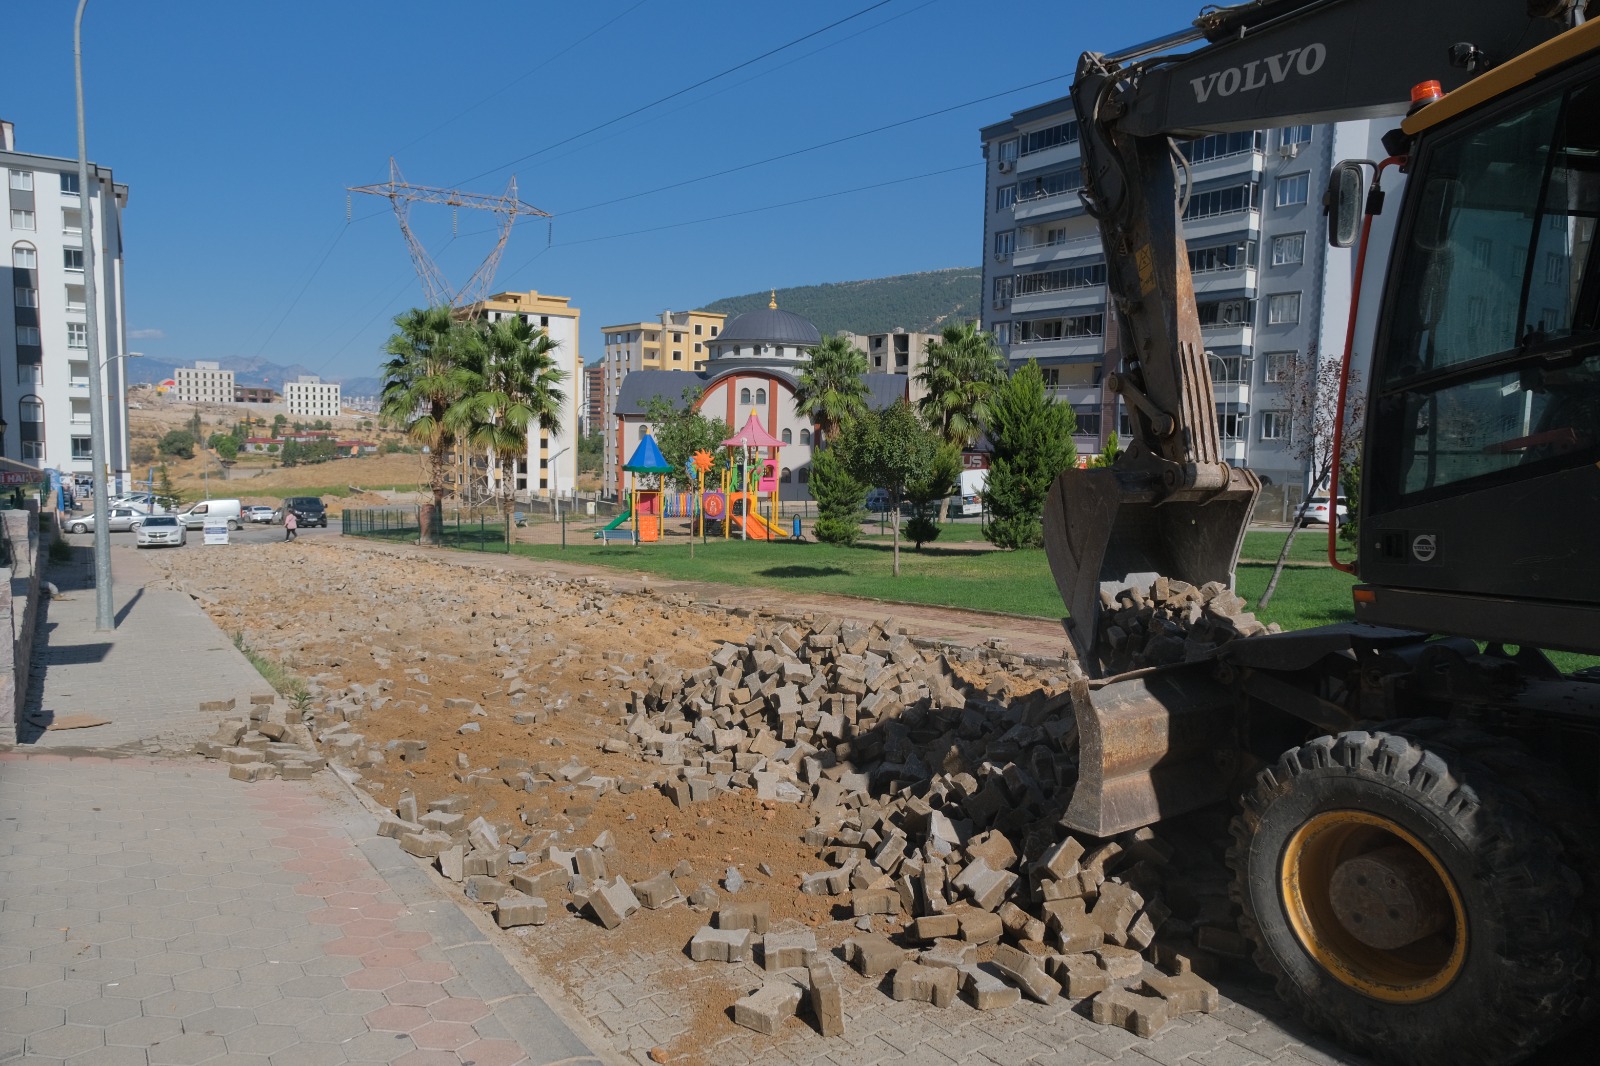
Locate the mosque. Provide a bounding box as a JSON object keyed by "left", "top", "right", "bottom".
{"left": 611, "top": 296, "right": 905, "bottom": 501}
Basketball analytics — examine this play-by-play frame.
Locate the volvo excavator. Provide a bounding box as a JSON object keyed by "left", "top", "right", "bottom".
{"left": 1040, "top": 1, "right": 1600, "bottom": 1062}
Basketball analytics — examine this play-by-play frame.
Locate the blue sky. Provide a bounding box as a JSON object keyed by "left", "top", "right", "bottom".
{"left": 6, "top": 0, "right": 1206, "bottom": 385}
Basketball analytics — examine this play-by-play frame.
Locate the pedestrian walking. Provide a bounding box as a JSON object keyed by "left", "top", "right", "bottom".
{"left": 284, "top": 509, "right": 298, "bottom": 541}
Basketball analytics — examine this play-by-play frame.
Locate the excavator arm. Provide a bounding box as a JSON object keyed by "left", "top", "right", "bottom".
{"left": 1044, "top": 0, "right": 1572, "bottom": 675}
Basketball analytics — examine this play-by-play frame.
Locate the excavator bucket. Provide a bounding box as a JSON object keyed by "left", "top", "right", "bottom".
{"left": 1043, "top": 464, "right": 1260, "bottom": 677}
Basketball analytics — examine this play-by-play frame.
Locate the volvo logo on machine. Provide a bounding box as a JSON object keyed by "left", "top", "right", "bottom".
{"left": 1411, "top": 533, "right": 1439, "bottom": 563}
{"left": 1190, "top": 43, "right": 1328, "bottom": 103}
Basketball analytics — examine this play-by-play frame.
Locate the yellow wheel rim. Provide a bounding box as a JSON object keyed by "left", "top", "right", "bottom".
{"left": 1280, "top": 810, "right": 1468, "bottom": 1002}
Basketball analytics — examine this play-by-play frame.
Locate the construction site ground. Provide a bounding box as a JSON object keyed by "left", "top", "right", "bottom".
{"left": 88, "top": 532, "right": 1387, "bottom": 1066}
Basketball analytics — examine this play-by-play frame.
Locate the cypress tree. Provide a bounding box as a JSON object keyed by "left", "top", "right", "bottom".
{"left": 983, "top": 361, "right": 1077, "bottom": 549}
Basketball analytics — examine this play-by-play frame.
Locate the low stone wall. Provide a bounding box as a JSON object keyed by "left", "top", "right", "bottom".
{"left": 1, "top": 504, "right": 46, "bottom": 745}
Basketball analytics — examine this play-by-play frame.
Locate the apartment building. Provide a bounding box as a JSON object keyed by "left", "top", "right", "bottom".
{"left": 283, "top": 375, "right": 341, "bottom": 418}
{"left": 461, "top": 289, "right": 582, "bottom": 501}
{"left": 979, "top": 97, "right": 1383, "bottom": 486}
{"left": 838, "top": 329, "right": 939, "bottom": 406}
{"left": 2, "top": 119, "right": 131, "bottom": 489}
{"left": 582, "top": 362, "right": 604, "bottom": 436}
{"left": 175, "top": 360, "right": 234, "bottom": 404}
{"left": 600, "top": 309, "right": 725, "bottom": 493}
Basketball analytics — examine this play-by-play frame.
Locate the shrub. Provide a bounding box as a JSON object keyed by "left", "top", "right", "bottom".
{"left": 903, "top": 515, "right": 941, "bottom": 549}
{"left": 158, "top": 429, "right": 196, "bottom": 459}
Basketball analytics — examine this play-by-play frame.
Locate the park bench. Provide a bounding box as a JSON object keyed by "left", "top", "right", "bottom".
{"left": 598, "top": 527, "right": 635, "bottom": 545}
{"left": 512, "top": 511, "right": 526, "bottom": 527}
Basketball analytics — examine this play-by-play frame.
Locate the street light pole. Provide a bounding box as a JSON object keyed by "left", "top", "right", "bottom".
{"left": 547, "top": 445, "right": 570, "bottom": 518}
{"left": 74, "top": 0, "right": 113, "bottom": 632}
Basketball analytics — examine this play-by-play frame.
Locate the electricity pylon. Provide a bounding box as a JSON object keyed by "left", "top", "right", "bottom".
{"left": 349, "top": 158, "right": 549, "bottom": 309}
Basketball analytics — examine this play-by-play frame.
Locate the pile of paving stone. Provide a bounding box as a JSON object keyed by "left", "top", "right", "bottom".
{"left": 192, "top": 695, "right": 327, "bottom": 781}
{"left": 1095, "top": 576, "right": 1281, "bottom": 673}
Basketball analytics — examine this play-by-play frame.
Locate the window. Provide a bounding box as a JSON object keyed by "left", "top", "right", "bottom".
{"left": 994, "top": 276, "right": 1013, "bottom": 305}
{"left": 1264, "top": 352, "right": 1292, "bottom": 382}
{"left": 994, "top": 230, "right": 1014, "bottom": 257}
{"left": 781, "top": 428, "right": 792, "bottom": 444}
{"left": 672, "top": 332, "right": 682, "bottom": 343}
{"left": 71, "top": 437, "right": 92, "bottom": 460}
{"left": 711, "top": 326, "right": 718, "bottom": 336}
{"left": 799, "top": 429, "right": 811, "bottom": 445}
{"left": 22, "top": 442, "right": 43, "bottom": 460}
{"left": 740, "top": 388, "right": 751, "bottom": 404}
{"left": 1276, "top": 173, "right": 1310, "bottom": 208}
{"left": 1183, "top": 182, "right": 1257, "bottom": 220}
{"left": 60, "top": 172, "right": 79, "bottom": 195}
{"left": 1210, "top": 355, "right": 1247, "bottom": 383}
{"left": 21, "top": 397, "right": 43, "bottom": 423}
{"left": 16, "top": 325, "right": 40, "bottom": 346}
{"left": 1042, "top": 367, "right": 1060, "bottom": 388}
{"left": 780, "top": 468, "right": 792, "bottom": 484}
{"left": 1546, "top": 252, "right": 1565, "bottom": 284}
{"left": 1268, "top": 292, "right": 1302, "bottom": 325}
{"left": 1271, "top": 233, "right": 1305, "bottom": 266}
{"left": 754, "top": 388, "right": 767, "bottom": 405}
{"left": 1217, "top": 408, "right": 1247, "bottom": 440}
{"left": 1189, "top": 241, "right": 1256, "bottom": 275}
{"left": 65, "top": 284, "right": 85, "bottom": 311}
{"left": 1260, "top": 410, "right": 1290, "bottom": 440}
{"left": 996, "top": 184, "right": 1017, "bottom": 210}
{"left": 1021, "top": 167, "right": 1082, "bottom": 202}
{"left": 1073, "top": 405, "right": 1102, "bottom": 436}
{"left": 11, "top": 210, "right": 35, "bottom": 231}
{"left": 15, "top": 286, "right": 37, "bottom": 307}
{"left": 1016, "top": 314, "right": 1103, "bottom": 342}
{"left": 1281, "top": 125, "right": 1312, "bottom": 149}
{"left": 63, "top": 248, "right": 84, "bottom": 272}
{"left": 18, "top": 364, "right": 42, "bottom": 385}
{"left": 1179, "top": 131, "right": 1263, "bottom": 162}
{"left": 1472, "top": 237, "right": 1493, "bottom": 269}
{"left": 62, "top": 208, "right": 82, "bottom": 234}
{"left": 1198, "top": 298, "right": 1254, "bottom": 327}
{"left": 1020, "top": 121, "right": 1078, "bottom": 155}
{"left": 8, "top": 170, "right": 33, "bottom": 191}
{"left": 672, "top": 351, "right": 682, "bottom": 362}
{"left": 797, "top": 467, "right": 809, "bottom": 484}
{"left": 1016, "top": 262, "right": 1106, "bottom": 294}
{"left": 12, "top": 244, "right": 36, "bottom": 269}
{"left": 693, "top": 343, "right": 701, "bottom": 353}
{"left": 997, "top": 138, "right": 1019, "bottom": 164}
{"left": 67, "top": 322, "right": 87, "bottom": 349}
{"left": 694, "top": 324, "right": 703, "bottom": 335}
{"left": 993, "top": 321, "right": 1012, "bottom": 345}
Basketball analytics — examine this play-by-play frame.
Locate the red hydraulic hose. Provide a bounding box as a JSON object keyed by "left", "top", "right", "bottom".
{"left": 1329, "top": 156, "right": 1405, "bottom": 574}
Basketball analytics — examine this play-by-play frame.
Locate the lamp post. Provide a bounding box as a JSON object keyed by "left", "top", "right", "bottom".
{"left": 74, "top": 0, "right": 116, "bottom": 631}
{"left": 547, "top": 445, "right": 570, "bottom": 518}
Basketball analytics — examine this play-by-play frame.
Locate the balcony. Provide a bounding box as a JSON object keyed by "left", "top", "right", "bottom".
{"left": 1183, "top": 210, "right": 1259, "bottom": 243}
{"left": 1010, "top": 335, "right": 1104, "bottom": 361}
{"left": 1016, "top": 141, "right": 1080, "bottom": 174}
{"left": 1200, "top": 323, "right": 1254, "bottom": 350}
{"left": 1213, "top": 382, "right": 1251, "bottom": 405}
{"left": 1193, "top": 267, "right": 1256, "bottom": 295}
{"left": 1014, "top": 191, "right": 1084, "bottom": 223}
{"left": 1049, "top": 385, "right": 1104, "bottom": 408}
{"left": 1012, "top": 287, "right": 1102, "bottom": 316}
{"left": 1191, "top": 149, "right": 1264, "bottom": 183}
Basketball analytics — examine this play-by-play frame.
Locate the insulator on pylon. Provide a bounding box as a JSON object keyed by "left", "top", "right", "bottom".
{"left": 345, "top": 194, "right": 351, "bottom": 222}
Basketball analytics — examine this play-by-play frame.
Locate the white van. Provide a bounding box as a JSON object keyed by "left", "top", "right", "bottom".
{"left": 175, "top": 498, "right": 242, "bottom": 530}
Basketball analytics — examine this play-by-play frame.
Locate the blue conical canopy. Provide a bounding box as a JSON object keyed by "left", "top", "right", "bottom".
{"left": 623, "top": 432, "right": 673, "bottom": 473}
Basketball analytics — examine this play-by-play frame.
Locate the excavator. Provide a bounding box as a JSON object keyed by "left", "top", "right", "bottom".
{"left": 1040, "top": 1, "right": 1600, "bottom": 1062}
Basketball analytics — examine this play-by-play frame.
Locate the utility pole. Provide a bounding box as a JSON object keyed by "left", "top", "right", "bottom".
{"left": 75, "top": 0, "right": 113, "bottom": 632}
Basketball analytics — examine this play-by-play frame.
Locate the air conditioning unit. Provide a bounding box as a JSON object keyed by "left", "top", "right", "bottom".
{"left": 1278, "top": 142, "right": 1300, "bottom": 159}
{"left": 997, "top": 160, "right": 1014, "bottom": 173}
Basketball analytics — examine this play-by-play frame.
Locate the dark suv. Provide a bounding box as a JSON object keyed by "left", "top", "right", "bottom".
{"left": 283, "top": 496, "right": 328, "bottom": 528}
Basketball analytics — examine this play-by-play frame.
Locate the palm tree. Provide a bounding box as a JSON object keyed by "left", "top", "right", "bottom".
{"left": 379, "top": 306, "right": 478, "bottom": 543}
{"left": 451, "top": 315, "right": 567, "bottom": 544}
{"left": 916, "top": 321, "right": 1006, "bottom": 520}
{"left": 794, "top": 335, "right": 869, "bottom": 443}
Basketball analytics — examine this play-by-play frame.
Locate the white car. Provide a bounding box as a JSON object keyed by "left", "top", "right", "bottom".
{"left": 245, "top": 505, "right": 277, "bottom": 524}
{"left": 135, "top": 514, "right": 186, "bottom": 548}
{"left": 1300, "top": 495, "right": 1349, "bottom": 526}
{"left": 67, "top": 506, "right": 148, "bottom": 534}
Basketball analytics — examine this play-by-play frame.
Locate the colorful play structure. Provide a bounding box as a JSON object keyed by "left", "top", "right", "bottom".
{"left": 600, "top": 413, "right": 799, "bottom": 544}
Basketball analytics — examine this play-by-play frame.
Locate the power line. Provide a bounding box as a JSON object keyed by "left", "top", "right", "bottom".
{"left": 556, "top": 74, "right": 1068, "bottom": 216}
{"left": 392, "top": 0, "right": 655, "bottom": 156}
{"left": 451, "top": 0, "right": 898, "bottom": 187}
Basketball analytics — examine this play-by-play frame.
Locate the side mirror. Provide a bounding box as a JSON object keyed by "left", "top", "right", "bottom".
{"left": 1325, "top": 161, "right": 1365, "bottom": 248}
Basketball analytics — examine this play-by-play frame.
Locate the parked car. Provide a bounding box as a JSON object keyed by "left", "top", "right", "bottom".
{"left": 174, "top": 499, "right": 243, "bottom": 531}
{"left": 112, "top": 492, "right": 167, "bottom": 513}
{"left": 1300, "top": 495, "right": 1349, "bottom": 527}
{"left": 245, "top": 505, "right": 277, "bottom": 524}
{"left": 282, "top": 496, "right": 327, "bottom": 528}
{"left": 865, "top": 489, "right": 891, "bottom": 512}
{"left": 67, "top": 506, "right": 148, "bottom": 534}
{"left": 135, "top": 515, "right": 186, "bottom": 549}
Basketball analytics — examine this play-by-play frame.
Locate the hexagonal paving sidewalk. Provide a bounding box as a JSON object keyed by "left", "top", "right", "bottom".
{"left": 0, "top": 753, "right": 606, "bottom": 1066}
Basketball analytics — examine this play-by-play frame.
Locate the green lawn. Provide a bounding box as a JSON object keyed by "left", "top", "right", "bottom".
{"left": 1242, "top": 528, "right": 1354, "bottom": 565}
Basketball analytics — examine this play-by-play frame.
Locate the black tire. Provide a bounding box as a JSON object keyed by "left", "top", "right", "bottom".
{"left": 69, "top": 522, "right": 86, "bottom": 534}
{"left": 1230, "top": 726, "right": 1591, "bottom": 1066}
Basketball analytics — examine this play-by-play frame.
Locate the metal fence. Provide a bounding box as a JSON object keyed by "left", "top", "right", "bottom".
{"left": 341, "top": 507, "right": 510, "bottom": 553}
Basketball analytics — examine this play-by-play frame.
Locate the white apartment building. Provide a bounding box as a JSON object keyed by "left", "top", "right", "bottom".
{"left": 600, "top": 309, "right": 724, "bottom": 494}
{"left": 2, "top": 120, "right": 131, "bottom": 489}
{"left": 175, "top": 360, "right": 234, "bottom": 404}
{"left": 838, "top": 328, "right": 939, "bottom": 406}
{"left": 283, "top": 375, "right": 341, "bottom": 418}
{"left": 980, "top": 98, "right": 1385, "bottom": 486}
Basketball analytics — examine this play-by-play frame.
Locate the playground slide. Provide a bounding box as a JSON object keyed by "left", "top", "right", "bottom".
{"left": 594, "top": 507, "right": 632, "bottom": 537}
{"left": 732, "top": 510, "right": 788, "bottom": 540}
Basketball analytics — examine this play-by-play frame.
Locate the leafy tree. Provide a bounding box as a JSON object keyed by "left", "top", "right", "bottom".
{"left": 450, "top": 314, "right": 567, "bottom": 540}
{"left": 156, "top": 464, "right": 183, "bottom": 510}
{"left": 279, "top": 439, "right": 303, "bottom": 467}
{"left": 809, "top": 437, "right": 867, "bottom": 545}
{"left": 901, "top": 440, "right": 962, "bottom": 549}
{"left": 1093, "top": 429, "right": 1122, "bottom": 468}
{"left": 794, "top": 335, "right": 869, "bottom": 444}
{"left": 916, "top": 321, "right": 1005, "bottom": 520}
{"left": 213, "top": 435, "right": 239, "bottom": 461}
{"left": 159, "top": 429, "right": 196, "bottom": 459}
{"left": 843, "top": 400, "right": 947, "bottom": 575}
{"left": 577, "top": 431, "right": 604, "bottom": 476}
{"left": 266, "top": 442, "right": 279, "bottom": 454}
{"left": 272, "top": 413, "right": 288, "bottom": 435}
{"left": 984, "top": 361, "right": 1078, "bottom": 549}
{"left": 379, "top": 305, "right": 479, "bottom": 543}
{"left": 643, "top": 390, "right": 730, "bottom": 491}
